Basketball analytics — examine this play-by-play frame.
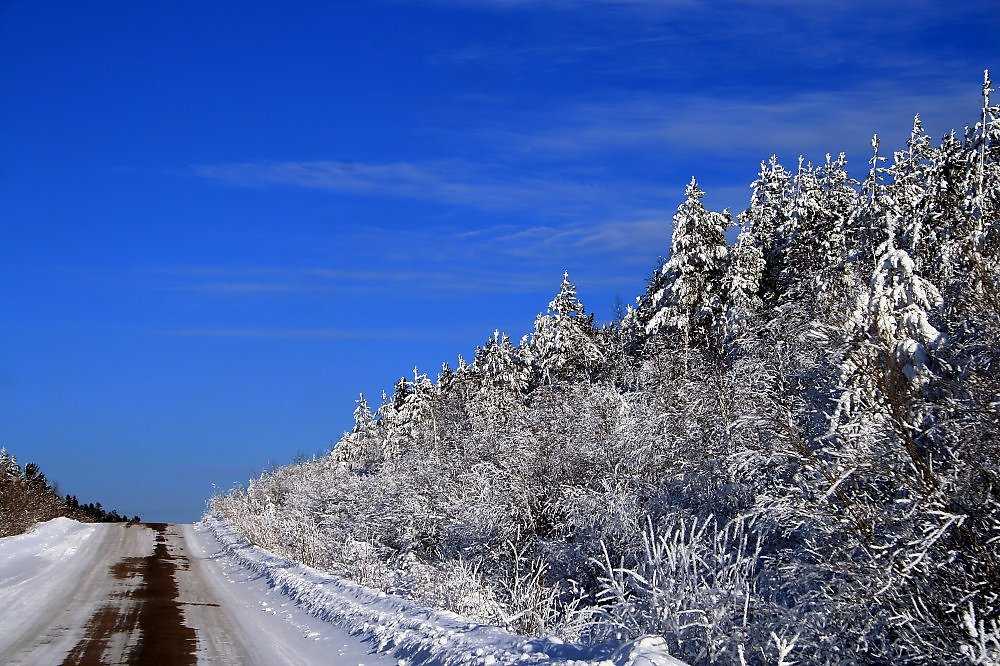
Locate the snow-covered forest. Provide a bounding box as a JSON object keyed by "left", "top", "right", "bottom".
{"left": 209, "top": 74, "right": 1000, "bottom": 664}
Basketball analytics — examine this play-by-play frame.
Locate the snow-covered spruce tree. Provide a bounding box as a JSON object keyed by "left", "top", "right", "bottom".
{"left": 962, "top": 69, "right": 1000, "bottom": 331}
{"left": 330, "top": 392, "right": 384, "bottom": 472}
{"left": 740, "top": 155, "right": 795, "bottom": 303}
{"left": 644, "top": 177, "right": 731, "bottom": 354}
{"left": 924, "top": 128, "right": 979, "bottom": 310}
{"left": 887, "top": 117, "right": 936, "bottom": 266}
{"left": 600, "top": 303, "right": 644, "bottom": 393}
{"left": 470, "top": 330, "right": 530, "bottom": 413}
{"left": 852, "top": 134, "right": 896, "bottom": 267}
{"left": 0, "top": 447, "right": 18, "bottom": 479}
{"left": 974, "top": 70, "right": 1000, "bottom": 204}
{"left": 781, "top": 153, "right": 862, "bottom": 320}
{"left": 527, "top": 272, "right": 604, "bottom": 386}
{"left": 364, "top": 369, "right": 438, "bottom": 463}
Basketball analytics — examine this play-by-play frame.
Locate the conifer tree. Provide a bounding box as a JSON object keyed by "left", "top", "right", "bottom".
{"left": 0, "top": 448, "right": 19, "bottom": 478}
{"left": 645, "top": 177, "right": 731, "bottom": 349}
{"left": 740, "top": 156, "right": 794, "bottom": 303}
{"left": 528, "top": 272, "right": 603, "bottom": 385}
{"left": 888, "top": 117, "right": 935, "bottom": 265}
{"left": 352, "top": 393, "right": 375, "bottom": 435}
{"left": 966, "top": 70, "right": 1000, "bottom": 327}
{"left": 853, "top": 134, "right": 894, "bottom": 266}
{"left": 782, "top": 153, "right": 860, "bottom": 316}
{"left": 473, "top": 330, "right": 529, "bottom": 401}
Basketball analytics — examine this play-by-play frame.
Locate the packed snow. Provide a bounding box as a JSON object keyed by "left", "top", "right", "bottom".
{"left": 183, "top": 520, "right": 401, "bottom": 665}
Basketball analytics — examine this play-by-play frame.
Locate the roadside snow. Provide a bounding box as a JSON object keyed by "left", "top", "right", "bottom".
{"left": 0, "top": 517, "right": 97, "bottom": 588}
{"left": 184, "top": 522, "right": 401, "bottom": 665}
{"left": 0, "top": 518, "right": 102, "bottom": 658}
{"left": 202, "top": 514, "right": 686, "bottom": 666}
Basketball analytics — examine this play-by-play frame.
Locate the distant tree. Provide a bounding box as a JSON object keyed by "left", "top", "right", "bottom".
{"left": 783, "top": 153, "right": 861, "bottom": 317}
{"left": 471, "top": 329, "right": 530, "bottom": 410}
{"left": 740, "top": 156, "right": 794, "bottom": 303}
{"left": 0, "top": 448, "right": 19, "bottom": 478}
{"left": 0, "top": 449, "right": 133, "bottom": 535}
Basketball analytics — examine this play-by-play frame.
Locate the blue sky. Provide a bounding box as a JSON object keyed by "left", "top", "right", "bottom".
{"left": 1, "top": 1, "right": 997, "bottom": 522}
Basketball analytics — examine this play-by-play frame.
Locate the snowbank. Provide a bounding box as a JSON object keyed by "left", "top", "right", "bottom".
{"left": 0, "top": 517, "right": 97, "bottom": 586}
{"left": 202, "top": 515, "right": 685, "bottom": 666}
{"left": 0, "top": 517, "right": 101, "bottom": 658}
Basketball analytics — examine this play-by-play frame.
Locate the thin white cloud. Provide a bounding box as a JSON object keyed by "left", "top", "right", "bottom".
{"left": 423, "top": 0, "right": 983, "bottom": 77}
{"left": 191, "top": 159, "right": 653, "bottom": 218}
{"left": 491, "top": 81, "right": 982, "bottom": 161}
{"left": 572, "top": 217, "right": 672, "bottom": 254}
{"left": 165, "top": 327, "right": 430, "bottom": 340}
{"left": 189, "top": 282, "right": 309, "bottom": 294}
{"left": 419, "top": 0, "right": 695, "bottom": 10}
{"left": 158, "top": 264, "right": 559, "bottom": 297}
{"left": 150, "top": 210, "right": 677, "bottom": 302}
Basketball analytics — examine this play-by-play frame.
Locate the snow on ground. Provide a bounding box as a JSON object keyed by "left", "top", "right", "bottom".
{"left": 0, "top": 517, "right": 97, "bottom": 593}
{"left": 0, "top": 517, "right": 100, "bottom": 658}
{"left": 184, "top": 522, "right": 401, "bottom": 665}
{"left": 201, "top": 514, "right": 687, "bottom": 666}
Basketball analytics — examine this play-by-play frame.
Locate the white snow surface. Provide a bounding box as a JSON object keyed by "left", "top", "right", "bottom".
{"left": 0, "top": 516, "right": 97, "bottom": 594}
{"left": 0, "top": 518, "right": 101, "bottom": 652}
{"left": 184, "top": 521, "right": 402, "bottom": 665}
{"left": 203, "top": 514, "right": 687, "bottom": 665}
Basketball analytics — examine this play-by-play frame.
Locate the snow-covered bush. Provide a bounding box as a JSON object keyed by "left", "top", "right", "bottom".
{"left": 590, "top": 515, "right": 766, "bottom": 664}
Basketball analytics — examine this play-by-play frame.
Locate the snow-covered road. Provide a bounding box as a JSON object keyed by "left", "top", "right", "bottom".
{"left": 0, "top": 518, "right": 681, "bottom": 666}
{"left": 0, "top": 519, "right": 397, "bottom": 665}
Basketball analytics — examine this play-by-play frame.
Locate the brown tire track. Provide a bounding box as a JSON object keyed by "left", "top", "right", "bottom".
{"left": 62, "top": 524, "right": 196, "bottom": 666}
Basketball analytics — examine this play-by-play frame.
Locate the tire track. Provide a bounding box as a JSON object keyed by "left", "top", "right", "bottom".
{"left": 61, "top": 524, "right": 196, "bottom": 666}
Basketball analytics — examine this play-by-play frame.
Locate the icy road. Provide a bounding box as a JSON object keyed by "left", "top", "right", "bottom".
{"left": 0, "top": 518, "right": 398, "bottom": 665}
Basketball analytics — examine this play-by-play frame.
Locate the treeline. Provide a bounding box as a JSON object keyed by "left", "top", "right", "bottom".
{"left": 0, "top": 447, "right": 138, "bottom": 537}
{"left": 211, "top": 74, "right": 1000, "bottom": 664}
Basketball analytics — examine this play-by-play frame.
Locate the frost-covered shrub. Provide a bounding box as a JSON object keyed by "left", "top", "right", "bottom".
{"left": 589, "top": 515, "right": 773, "bottom": 664}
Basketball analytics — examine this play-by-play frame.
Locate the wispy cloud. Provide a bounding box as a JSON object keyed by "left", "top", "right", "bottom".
{"left": 149, "top": 210, "right": 674, "bottom": 304}
{"left": 193, "top": 77, "right": 980, "bottom": 219}
{"left": 425, "top": 0, "right": 986, "bottom": 80}
{"left": 191, "top": 159, "right": 644, "bottom": 218}
{"left": 418, "top": 0, "right": 696, "bottom": 11}
{"left": 483, "top": 81, "right": 982, "bottom": 163}
{"left": 186, "top": 81, "right": 977, "bottom": 292}
{"left": 165, "top": 327, "right": 426, "bottom": 340}
{"left": 154, "top": 263, "right": 553, "bottom": 297}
